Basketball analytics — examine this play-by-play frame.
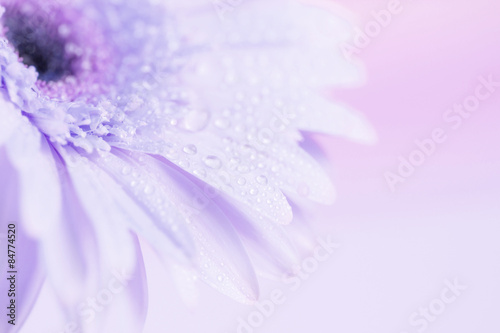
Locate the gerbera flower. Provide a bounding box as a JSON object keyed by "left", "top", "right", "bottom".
{"left": 0, "top": 0, "right": 375, "bottom": 331}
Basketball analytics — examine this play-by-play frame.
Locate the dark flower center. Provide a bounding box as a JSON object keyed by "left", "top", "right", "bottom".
{"left": 3, "top": 8, "right": 74, "bottom": 82}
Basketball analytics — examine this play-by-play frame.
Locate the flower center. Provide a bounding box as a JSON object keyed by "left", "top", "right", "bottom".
{"left": 3, "top": 6, "right": 75, "bottom": 82}
{"left": 0, "top": 0, "right": 121, "bottom": 102}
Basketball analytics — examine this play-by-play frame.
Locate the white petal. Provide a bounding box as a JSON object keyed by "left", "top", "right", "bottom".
{"left": 267, "top": 142, "right": 338, "bottom": 204}
{"left": 83, "top": 238, "right": 148, "bottom": 333}
{"left": 295, "top": 94, "right": 378, "bottom": 144}
{"left": 175, "top": 0, "right": 362, "bottom": 87}
{"left": 5, "top": 117, "right": 62, "bottom": 239}
{"left": 169, "top": 263, "right": 199, "bottom": 308}
{"left": 96, "top": 150, "right": 259, "bottom": 303}
{"left": 0, "top": 96, "right": 22, "bottom": 145}
{"left": 55, "top": 146, "right": 192, "bottom": 272}
{"left": 112, "top": 137, "right": 294, "bottom": 225}
{"left": 222, "top": 200, "right": 301, "bottom": 276}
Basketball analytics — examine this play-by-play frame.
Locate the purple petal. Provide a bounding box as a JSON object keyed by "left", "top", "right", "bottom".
{"left": 97, "top": 149, "right": 259, "bottom": 303}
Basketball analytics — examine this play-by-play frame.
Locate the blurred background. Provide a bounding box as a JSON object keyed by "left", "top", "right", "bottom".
{"left": 23, "top": 0, "right": 500, "bottom": 332}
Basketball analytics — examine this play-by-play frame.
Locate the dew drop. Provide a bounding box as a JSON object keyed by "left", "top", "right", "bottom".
{"left": 260, "top": 134, "right": 272, "bottom": 145}
{"left": 144, "top": 185, "right": 155, "bottom": 195}
{"left": 194, "top": 169, "right": 207, "bottom": 178}
{"left": 183, "top": 144, "right": 197, "bottom": 155}
{"left": 241, "top": 144, "right": 256, "bottom": 156}
{"left": 256, "top": 175, "right": 268, "bottom": 185}
{"left": 215, "top": 118, "right": 230, "bottom": 129}
{"left": 178, "top": 160, "right": 190, "bottom": 168}
{"left": 222, "top": 137, "right": 234, "bottom": 145}
{"left": 237, "top": 177, "right": 246, "bottom": 186}
{"left": 178, "top": 110, "right": 210, "bottom": 132}
{"left": 223, "top": 184, "right": 235, "bottom": 194}
{"left": 121, "top": 166, "right": 132, "bottom": 175}
{"left": 237, "top": 165, "right": 250, "bottom": 174}
{"left": 235, "top": 124, "right": 246, "bottom": 132}
{"left": 203, "top": 156, "right": 222, "bottom": 169}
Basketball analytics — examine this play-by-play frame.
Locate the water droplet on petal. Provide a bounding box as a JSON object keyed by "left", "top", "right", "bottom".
{"left": 215, "top": 118, "right": 230, "bottom": 129}
{"left": 256, "top": 175, "right": 268, "bottom": 185}
{"left": 179, "top": 160, "right": 190, "bottom": 168}
{"left": 222, "top": 137, "right": 234, "bottom": 145}
{"left": 194, "top": 169, "right": 207, "bottom": 178}
{"left": 241, "top": 144, "right": 256, "bottom": 156}
{"left": 223, "top": 184, "right": 235, "bottom": 194}
{"left": 183, "top": 144, "right": 197, "bottom": 155}
{"left": 121, "top": 166, "right": 132, "bottom": 175}
{"left": 237, "top": 165, "right": 250, "bottom": 173}
{"left": 260, "top": 134, "right": 272, "bottom": 145}
{"left": 178, "top": 110, "right": 210, "bottom": 132}
{"left": 144, "top": 185, "right": 155, "bottom": 195}
{"left": 203, "top": 156, "right": 222, "bottom": 169}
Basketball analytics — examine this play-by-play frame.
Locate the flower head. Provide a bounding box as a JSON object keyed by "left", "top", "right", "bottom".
{"left": 0, "top": 0, "right": 375, "bottom": 331}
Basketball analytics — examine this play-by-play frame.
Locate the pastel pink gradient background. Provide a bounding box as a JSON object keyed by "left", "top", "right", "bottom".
{"left": 21, "top": 1, "right": 500, "bottom": 332}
